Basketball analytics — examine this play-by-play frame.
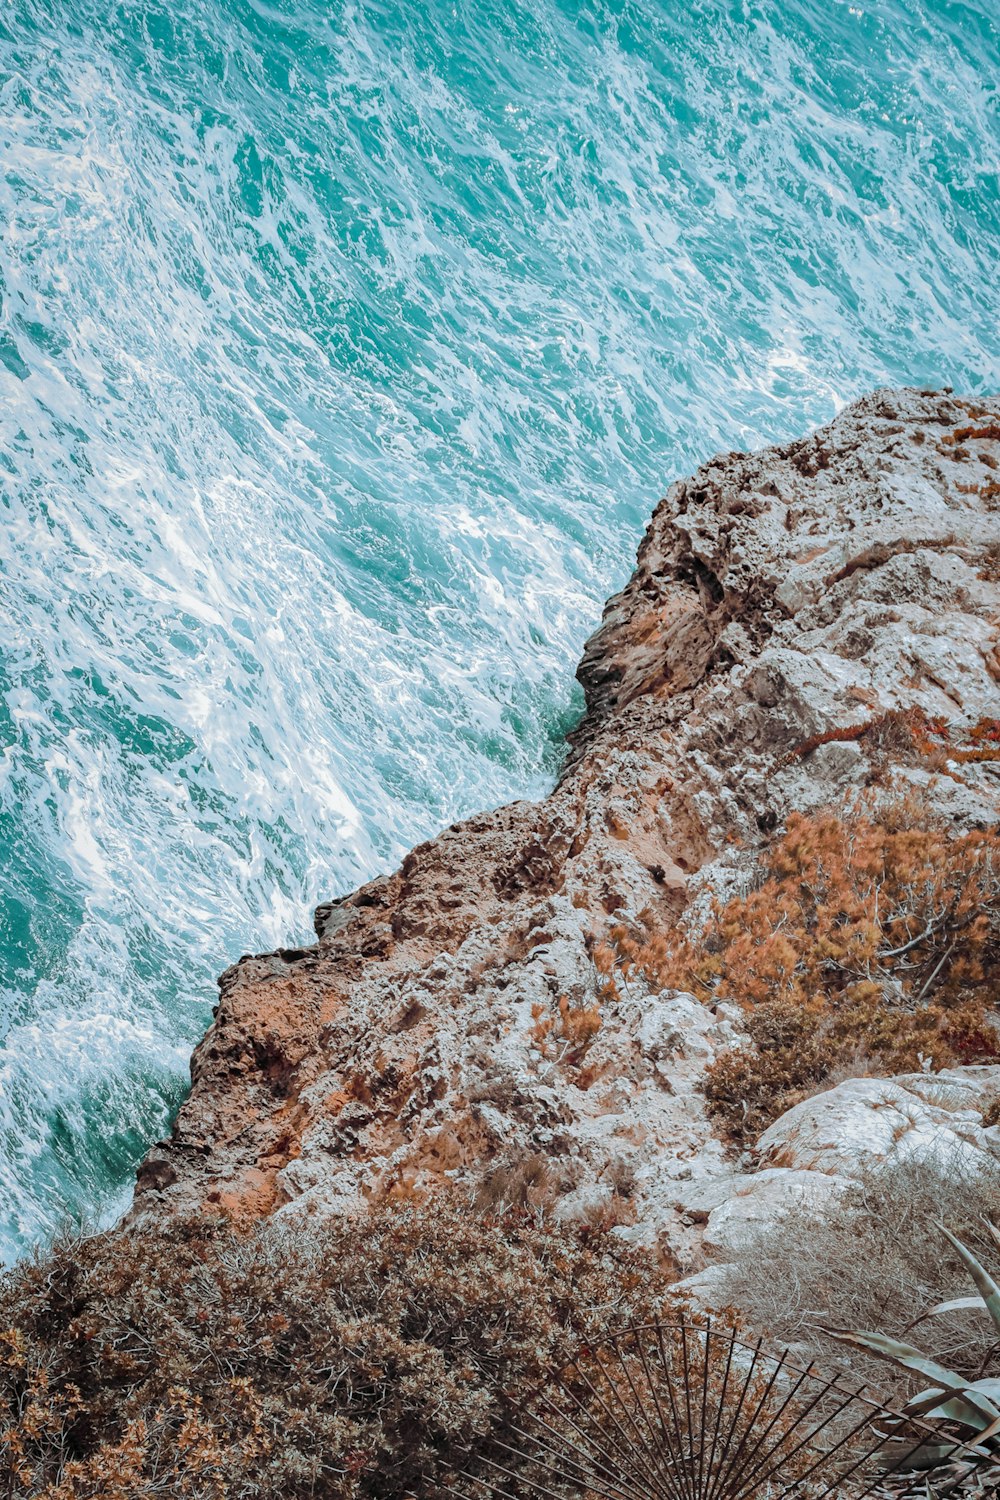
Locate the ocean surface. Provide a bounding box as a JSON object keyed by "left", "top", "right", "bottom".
{"left": 1, "top": 0, "right": 998, "bottom": 1259}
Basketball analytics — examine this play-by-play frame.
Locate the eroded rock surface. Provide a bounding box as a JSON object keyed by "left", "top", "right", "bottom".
{"left": 133, "top": 388, "right": 1000, "bottom": 1266}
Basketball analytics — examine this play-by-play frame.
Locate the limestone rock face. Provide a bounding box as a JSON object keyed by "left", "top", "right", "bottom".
{"left": 701, "top": 1168, "right": 852, "bottom": 1256}
{"left": 132, "top": 388, "right": 1000, "bottom": 1264}
{"left": 756, "top": 1069, "right": 1000, "bottom": 1179}
{"left": 686, "top": 1067, "right": 1000, "bottom": 1274}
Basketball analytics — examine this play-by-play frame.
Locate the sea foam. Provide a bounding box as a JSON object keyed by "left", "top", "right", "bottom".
{"left": 0, "top": 0, "right": 998, "bottom": 1257}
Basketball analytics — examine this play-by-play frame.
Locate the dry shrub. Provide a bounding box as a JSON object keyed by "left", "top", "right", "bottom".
{"left": 474, "top": 1153, "right": 556, "bottom": 1213}
{"left": 556, "top": 995, "right": 602, "bottom": 1051}
{"left": 614, "top": 794, "right": 1000, "bottom": 1142}
{"left": 529, "top": 995, "right": 602, "bottom": 1063}
{"left": 0, "top": 1199, "right": 664, "bottom": 1499}
{"left": 716, "top": 1155, "right": 1000, "bottom": 1405}
{"left": 787, "top": 706, "right": 1000, "bottom": 770}
{"left": 983, "top": 1093, "right": 1000, "bottom": 1129}
{"left": 943, "top": 423, "right": 1000, "bottom": 445}
{"left": 589, "top": 936, "right": 622, "bottom": 1005}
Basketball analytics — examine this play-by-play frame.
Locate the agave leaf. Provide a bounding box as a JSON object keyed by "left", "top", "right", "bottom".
{"left": 936, "top": 1222, "right": 1000, "bottom": 1337}
{"left": 907, "top": 1296, "right": 990, "bottom": 1330}
{"left": 880, "top": 1412, "right": 1000, "bottom": 1474}
{"left": 970, "top": 1411, "right": 1000, "bottom": 1449}
{"left": 905, "top": 1379, "right": 1000, "bottom": 1409}
{"left": 823, "top": 1329, "right": 1000, "bottom": 1428}
{"left": 825, "top": 1329, "right": 966, "bottom": 1390}
{"left": 945, "top": 1410, "right": 1000, "bottom": 1459}
{"left": 879, "top": 1439, "right": 966, "bottom": 1474}
{"left": 904, "top": 1387, "right": 1000, "bottom": 1431}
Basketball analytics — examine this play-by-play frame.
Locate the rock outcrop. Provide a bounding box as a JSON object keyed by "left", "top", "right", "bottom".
{"left": 133, "top": 388, "right": 1000, "bottom": 1268}
{"left": 678, "top": 1064, "right": 1000, "bottom": 1281}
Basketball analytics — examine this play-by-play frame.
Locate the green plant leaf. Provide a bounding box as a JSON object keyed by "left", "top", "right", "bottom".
{"left": 824, "top": 1328, "right": 965, "bottom": 1391}
{"left": 822, "top": 1328, "right": 1000, "bottom": 1428}
{"left": 907, "top": 1296, "right": 990, "bottom": 1330}
{"left": 904, "top": 1387, "right": 1000, "bottom": 1431}
{"left": 968, "top": 1411, "right": 1000, "bottom": 1450}
{"left": 936, "top": 1222, "right": 1000, "bottom": 1337}
{"left": 879, "top": 1411, "right": 1000, "bottom": 1474}
{"left": 879, "top": 1439, "right": 967, "bottom": 1473}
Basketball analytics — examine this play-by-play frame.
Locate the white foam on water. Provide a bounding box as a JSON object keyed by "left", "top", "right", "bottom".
{"left": 0, "top": 0, "right": 998, "bottom": 1256}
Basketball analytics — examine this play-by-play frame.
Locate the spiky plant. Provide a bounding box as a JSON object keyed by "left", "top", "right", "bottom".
{"left": 448, "top": 1318, "right": 957, "bottom": 1500}
{"left": 825, "top": 1222, "right": 1000, "bottom": 1475}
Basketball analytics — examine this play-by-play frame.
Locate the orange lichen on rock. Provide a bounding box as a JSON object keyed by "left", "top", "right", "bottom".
{"left": 204, "top": 1167, "right": 282, "bottom": 1228}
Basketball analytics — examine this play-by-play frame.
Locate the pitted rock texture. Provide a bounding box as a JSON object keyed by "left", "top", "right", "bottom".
{"left": 133, "top": 388, "right": 1000, "bottom": 1267}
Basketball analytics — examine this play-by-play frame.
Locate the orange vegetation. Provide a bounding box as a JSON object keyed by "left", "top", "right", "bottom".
{"left": 788, "top": 707, "right": 1000, "bottom": 769}
{"left": 942, "top": 423, "right": 1000, "bottom": 445}
{"left": 611, "top": 795, "right": 1000, "bottom": 1142}
{"left": 531, "top": 995, "right": 602, "bottom": 1061}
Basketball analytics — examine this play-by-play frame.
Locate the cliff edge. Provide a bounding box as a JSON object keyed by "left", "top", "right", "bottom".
{"left": 133, "top": 387, "right": 1000, "bottom": 1262}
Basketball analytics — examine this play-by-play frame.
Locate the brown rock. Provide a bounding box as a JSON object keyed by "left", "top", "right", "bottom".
{"left": 131, "top": 388, "right": 1000, "bottom": 1259}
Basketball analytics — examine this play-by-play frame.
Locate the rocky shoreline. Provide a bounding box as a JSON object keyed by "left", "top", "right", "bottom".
{"left": 132, "top": 386, "right": 1000, "bottom": 1277}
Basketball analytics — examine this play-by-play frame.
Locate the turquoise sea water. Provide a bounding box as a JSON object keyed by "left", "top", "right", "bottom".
{"left": 0, "top": 0, "right": 998, "bottom": 1259}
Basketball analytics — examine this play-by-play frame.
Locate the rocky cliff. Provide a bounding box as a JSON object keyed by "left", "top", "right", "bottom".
{"left": 133, "top": 387, "right": 1000, "bottom": 1268}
